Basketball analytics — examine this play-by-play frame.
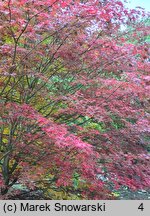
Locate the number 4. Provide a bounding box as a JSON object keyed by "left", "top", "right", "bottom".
{"left": 138, "top": 203, "right": 144, "bottom": 211}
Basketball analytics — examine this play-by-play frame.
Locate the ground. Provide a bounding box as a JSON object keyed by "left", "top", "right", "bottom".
{"left": 6, "top": 184, "right": 150, "bottom": 200}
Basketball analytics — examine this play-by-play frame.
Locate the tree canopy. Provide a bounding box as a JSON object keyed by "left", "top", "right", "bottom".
{"left": 0, "top": 0, "right": 149, "bottom": 199}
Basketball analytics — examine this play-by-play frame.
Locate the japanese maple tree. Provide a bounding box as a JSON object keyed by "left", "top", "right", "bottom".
{"left": 0, "top": 0, "right": 149, "bottom": 199}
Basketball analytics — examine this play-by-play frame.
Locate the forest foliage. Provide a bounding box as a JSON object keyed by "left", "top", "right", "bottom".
{"left": 0, "top": 0, "right": 150, "bottom": 199}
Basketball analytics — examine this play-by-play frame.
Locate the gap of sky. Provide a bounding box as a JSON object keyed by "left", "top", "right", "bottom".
{"left": 126, "top": 0, "right": 150, "bottom": 11}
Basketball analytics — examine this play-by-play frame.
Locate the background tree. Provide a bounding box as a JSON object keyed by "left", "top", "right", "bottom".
{"left": 0, "top": 0, "right": 149, "bottom": 199}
